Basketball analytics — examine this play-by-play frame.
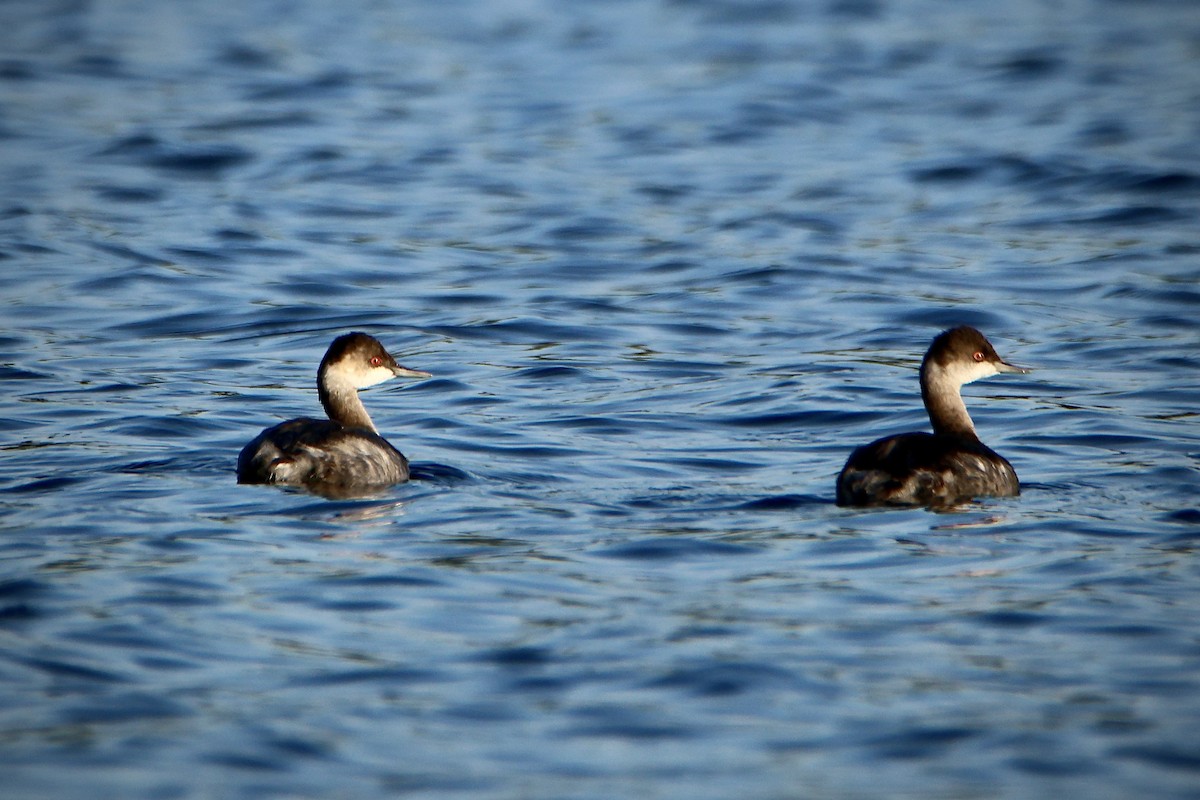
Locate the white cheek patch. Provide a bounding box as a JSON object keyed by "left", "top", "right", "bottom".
{"left": 358, "top": 365, "right": 397, "bottom": 388}
{"left": 975, "top": 361, "right": 1000, "bottom": 381}
{"left": 940, "top": 359, "right": 997, "bottom": 387}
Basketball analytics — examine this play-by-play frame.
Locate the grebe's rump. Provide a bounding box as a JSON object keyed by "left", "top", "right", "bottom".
{"left": 836, "top": 326, "right": 1029, "bottom": 508}
{"left": 237, "top": 332, "right": 429, "bottom": 495}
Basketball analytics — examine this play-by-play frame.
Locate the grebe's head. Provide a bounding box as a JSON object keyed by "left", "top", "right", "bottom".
{"left": 320, "top": 332, "right": 431, "bottom": 389}
{"left": 922, "top": 326, "right": 1028, "bottom": 388}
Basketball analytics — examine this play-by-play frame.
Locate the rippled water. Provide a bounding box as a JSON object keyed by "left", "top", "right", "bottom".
{"left": 3, "top": 0, "right": 1199, "bottom": 797}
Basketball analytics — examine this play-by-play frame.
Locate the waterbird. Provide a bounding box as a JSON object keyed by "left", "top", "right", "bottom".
{"left": 836, "top": 326, "right": 1029, "bottom": 507}
{"left": 238, "top": 332, "right": 429, "bottom": 494}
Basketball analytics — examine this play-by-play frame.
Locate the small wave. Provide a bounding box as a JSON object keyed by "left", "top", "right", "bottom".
{"left": 96, "top": 133, "right": 252, "bottom": 175}
{"left": 592, "top": 536, "right": 758, "bottom": 561}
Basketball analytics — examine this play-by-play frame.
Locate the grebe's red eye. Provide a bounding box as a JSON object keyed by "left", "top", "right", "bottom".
{"left": 972, "top": 351, "right": 985, "bottom": 362}
{"left": 370, "top": 356, "right": 383, "bottom": 367}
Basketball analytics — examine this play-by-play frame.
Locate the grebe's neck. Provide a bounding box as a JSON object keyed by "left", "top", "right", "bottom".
{"left": 920, "top": 361, "right": 977, "bottom": 438}
{"left": 318, "top": 368, "right": 376, "bottom": 431}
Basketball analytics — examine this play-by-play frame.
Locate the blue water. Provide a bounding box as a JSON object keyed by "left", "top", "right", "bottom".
{"left": 2, "top": 0, "right": 1199, "bottom": 797}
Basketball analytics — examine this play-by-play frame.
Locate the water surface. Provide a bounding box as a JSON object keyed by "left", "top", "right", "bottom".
{"left": 2, "top": 0, "right": 1199, "bottom": 797}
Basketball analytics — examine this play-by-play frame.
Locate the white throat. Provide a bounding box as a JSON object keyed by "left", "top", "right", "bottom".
{"left": 319, "top": 369, "right": 377, "bottom": 431}
{"left": 920, "top": 360, "right": 993, "bottom": 437}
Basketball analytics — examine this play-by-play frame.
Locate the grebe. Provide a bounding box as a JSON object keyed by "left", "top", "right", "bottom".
{"left": 836, "top": 326, "right": 1029, "bottom": 507}
{"left": 237, "top": 332, "right": 430, "bottom": 494}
